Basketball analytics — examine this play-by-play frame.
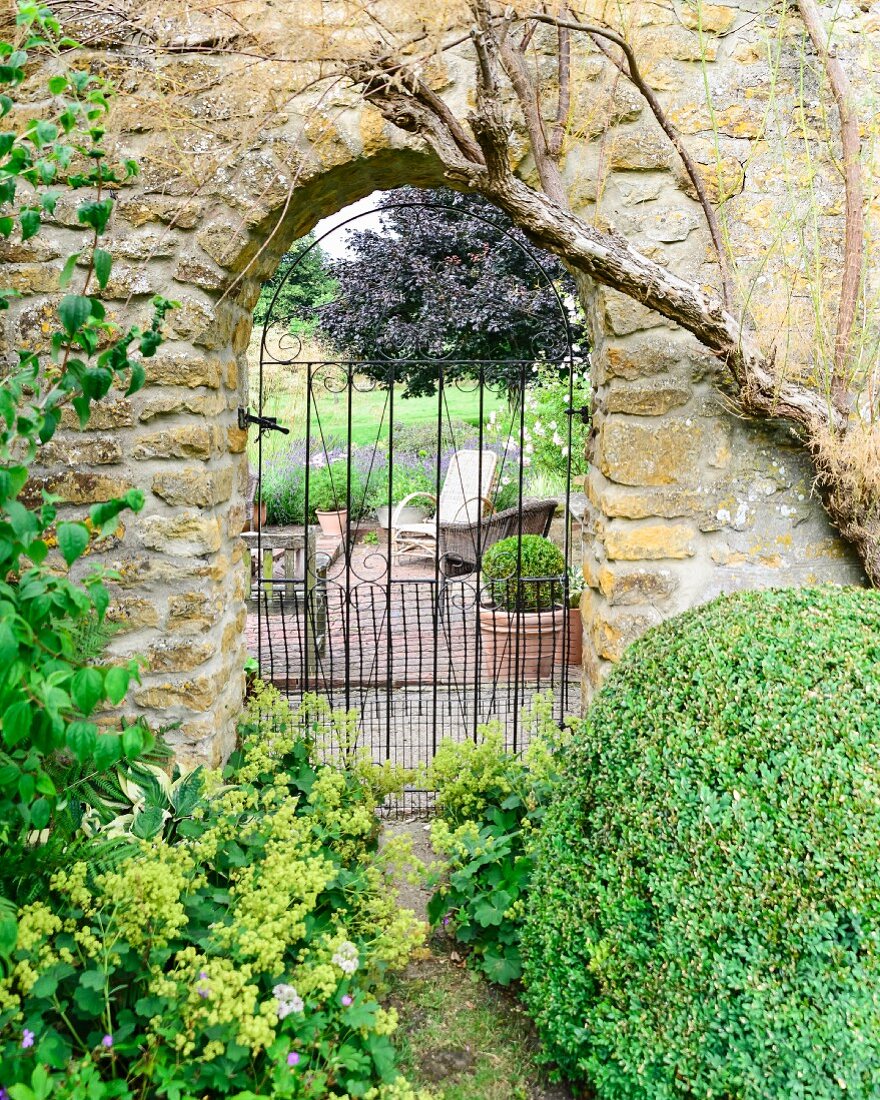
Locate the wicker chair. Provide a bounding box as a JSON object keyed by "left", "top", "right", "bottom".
{"left": 390, "top": 449, "right": 498, "bottom": 565}
{"left": 439, "top": 497, "right": 559, "bottom": 578}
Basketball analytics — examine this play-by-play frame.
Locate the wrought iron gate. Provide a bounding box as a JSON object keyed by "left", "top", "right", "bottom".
{"left": 246, "top": 201, "right": 583, "bottom": 783}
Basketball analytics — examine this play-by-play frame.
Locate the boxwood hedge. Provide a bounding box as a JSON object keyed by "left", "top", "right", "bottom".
{"left": 523, "top": 587, "right": 880, "bottom": 1098}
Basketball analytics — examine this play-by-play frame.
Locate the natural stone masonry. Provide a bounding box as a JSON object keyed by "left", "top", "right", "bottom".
{"left": 6, "top": 2, "right": 872, "bottom": 761}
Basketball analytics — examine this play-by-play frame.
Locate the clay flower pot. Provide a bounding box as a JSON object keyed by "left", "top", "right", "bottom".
{"left": 315, "top": 508, "right": 348, "bottom": 538}
{"left": 251, "top": 499, "right": 267, "bottom": 531}
{"left": 556, "top": 605, "right": 583, "bottom": 666}
{"left": 478, "top": 606, "right": 562, "bottom": 681}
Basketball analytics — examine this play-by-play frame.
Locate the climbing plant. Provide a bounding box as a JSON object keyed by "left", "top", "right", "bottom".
{"left": 0, "top": 2, "right": 174, "bottom": 907}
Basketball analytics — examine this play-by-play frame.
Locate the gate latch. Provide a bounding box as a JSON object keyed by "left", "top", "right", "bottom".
{"left": 237, "top": 407, "right": 290, "bottom": 436}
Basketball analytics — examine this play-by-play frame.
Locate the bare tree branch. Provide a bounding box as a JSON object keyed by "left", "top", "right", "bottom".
{"left": 528, "top": 11, "right": 736, "bottom": 312}
{"left": 548, "top": 15, "right": 571, "bottom": 158}
{"left": 796, "top": 0, "right": 864, "bottom": 412}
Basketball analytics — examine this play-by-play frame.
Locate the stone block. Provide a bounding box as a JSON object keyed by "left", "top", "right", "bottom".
{"left": 60, "top": 399, "right": 133, "bottom": 431}
{"left": 151, "top": 466, "right": 235, "bottom": 508}
{"left": 4, "top": 263, "right": 63, "bottom": 294}
{"left": 599, "top": 419, "right": 705, "bottom": 486}
{"left": 138, "top": 391, "right": 228, "bottom": 423}
{"left": 108, "top": 596, "right": 161, "bottom": 631}
{"left": 196, "top": 220, "right": 252, "bottom": 268}
{"left": 133, "top": 669, "right": 226, "bottom": 710}
{"left": 585, "top": 590, "right": 660, "bottom": 660}
{"left": 147, "top": 638, "right": 215, "bottom": 673}
{"left": 40, "top": 435, "right": 123, "bottom": 466}
{"left": 602, "top": 335, "right": 716, "bottom": 383}
{"left": 607, "top": 129, "right": 672, "bottom": 171}
{"left": 597, "top": 565, "right": 679, "bottom": 605}
{"left": 605, "top": 378, "right": 692, "bottom": 415}
{"left": 132, "top": 427, "right": 216, "bottom": 461}
{"left": 597, "top": 482, "right": 709, "bottom": 520}
{"left": 602, "top": 290, "right": 674, "bottom": 337}
{"left": 138, "top": 512, "right": 224, "bottom": 555}
{"left": 21, "top": 472, "right": 131, "bottom": 507}
{"left": 604, "top": 522, "right": 697, "bottom": 560}
{"left": 168, "top": 591, "right": 223, "bottom": 634}
{"left": 117, "top": 195, "right": 201, "bottom": 229}
{"left": 679, "top": 3, "right": 736, "bottom": 33}
{"left": 146, "top": 352, "right": 223, "bottom": 389}
{"left": 174, "top": 255, "right": 231, "bottom": 292}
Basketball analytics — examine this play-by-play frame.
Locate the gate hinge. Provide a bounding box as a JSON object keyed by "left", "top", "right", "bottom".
{"left": 565, "top": 404, "right": 591, "bottom": 425}
{"left": 237, "top": 407, "right": 290, "bottom": 435}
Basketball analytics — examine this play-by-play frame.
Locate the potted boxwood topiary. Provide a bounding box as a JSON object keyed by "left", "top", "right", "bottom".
{"left": 479, "top": 534, "right": 565, "bottom": 679}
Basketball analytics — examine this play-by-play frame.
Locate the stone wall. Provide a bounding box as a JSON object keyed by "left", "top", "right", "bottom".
{"left": 5, "top": 1, "right": 873, "bottom": 760}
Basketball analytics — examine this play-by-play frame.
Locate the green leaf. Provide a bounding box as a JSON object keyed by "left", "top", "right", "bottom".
{"left": 58, "top": 293, "right": 92, "bottom": 336}
{"left": 56, "top": 520, "right": 90, "bottom": 564}
{"left": 35, "top": 119, "right": 57, "bottom": 145}
{"left": 20, "top": 207, "right": 40, "bottom": 241}
{"left": 133, "top": 805, "right": 166, "bottom": 839}
{"left": 77, "top": 198, "right": 113, "bottom": 234}
{"left": 0, "top": 913, "right": 17, "bottom": 956}
{"left": 0, "top": 620, "right": 18, "bottom": 665}
{"left": 67, "top": 720, "right": 97, "bottom": 760}
{"left": 122, "top": 724, "right": 144, "bottom": 759}
{"left": 71, "top": 667, "right": 103, "bottom": 716}
{"left": 47, "top": 74, "right": 67, "bottom": 94}
{"left": 104, "top": 667, "right": 130, "bottom": 705}
{"left": 18, "top": 772, "right": 35, "bottom": 802}
{"left": 93, "top": 733, "right": 122, "bottom": 770}
{"left": 58, "top": 251, "right": 79, "bottom": 288}
{"left": 93, "top": 247, "right": 112, "bottom": 289}
{"left": 481, "top": 946, "right": 522, "bottom": 986}
{"left": 30, "top": 796, "right": 51, "bottom": 829}
{"left": 4, "top": 700, "right": 32, "bottom": 746}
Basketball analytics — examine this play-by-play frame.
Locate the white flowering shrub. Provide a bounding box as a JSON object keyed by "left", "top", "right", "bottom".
{"left": 0, "top": 685, "right": 431, "bottom": 1099}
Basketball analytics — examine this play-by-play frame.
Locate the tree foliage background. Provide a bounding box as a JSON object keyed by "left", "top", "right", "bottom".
{"left": 304, "top": 187, "right": 588, "bottom": 397}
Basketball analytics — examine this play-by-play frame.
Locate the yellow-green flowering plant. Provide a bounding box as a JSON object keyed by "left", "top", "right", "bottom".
{"left": 0, "top": 685, "right": 432, "bottom": 1099}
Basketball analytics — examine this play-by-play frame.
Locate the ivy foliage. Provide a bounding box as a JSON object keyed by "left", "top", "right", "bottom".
{"left": 0, "top": 3, "right": 174, "bottom": 904}
{"left": 523, "top": 587, "right": 880, "bottom": 1098}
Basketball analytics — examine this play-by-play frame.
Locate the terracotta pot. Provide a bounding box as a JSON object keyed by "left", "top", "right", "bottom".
{"left": 315, "top": 508, "right": 348, "bottom": 538}
{"left": 556, "top": 605, "right": 583, "bottom": 666}
{"left": 250, "top": 500, "right": 267, "bottom": 531}
{"left": 478, "top": 606, "right": 563, "bottom": 681}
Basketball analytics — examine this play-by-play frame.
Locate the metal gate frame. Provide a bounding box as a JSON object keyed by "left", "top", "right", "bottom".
{"left": 246, "top": 200, "right": 582, "bottom": 780}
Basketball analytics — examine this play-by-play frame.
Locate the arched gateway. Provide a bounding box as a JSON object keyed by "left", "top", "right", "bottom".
{"left": 245, "top": 200, "right": 584, "bottom": 789}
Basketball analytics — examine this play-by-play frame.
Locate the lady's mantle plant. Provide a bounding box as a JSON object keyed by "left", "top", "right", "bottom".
{"left": 0, "top": 5, "right": 174, "bottom": 904}
{"left": 1, "top": 685, "right": 431, "bottom": 1099}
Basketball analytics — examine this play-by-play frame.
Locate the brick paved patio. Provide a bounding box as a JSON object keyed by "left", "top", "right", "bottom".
{"left": 245, "top": 538, "right": 580, "bottom": 769}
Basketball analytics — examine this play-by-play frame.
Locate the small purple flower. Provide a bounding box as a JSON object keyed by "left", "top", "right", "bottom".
{"left": 1, "top": 1086, "right": 10, "bottom": 1099}
{"left": 442, "top": 916, "right": 451, "bottom": 927}
{"left": 287, "top": 1051, "right": 300, "bottom": 1067}
{"left": 341, "top": 994, "right": 353, "bottom": 1007}
{"left": 101, "top": 1034, "right": 113, "bottom": 1049}
{"left": 21, "top": 1029, "right": 35, "bottom": 1049}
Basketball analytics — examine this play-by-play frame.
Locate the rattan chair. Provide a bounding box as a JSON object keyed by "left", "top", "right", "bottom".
{"left": 439, "top": 497, "right": 559, "bottom": 577}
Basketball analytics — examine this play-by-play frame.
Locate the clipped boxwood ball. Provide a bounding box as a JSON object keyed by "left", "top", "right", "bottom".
{"left": 523, "top": 587, "right": 880, "bottom": 1098}
{"left": 482, "top": 534, "right": 565, "bottom": 611}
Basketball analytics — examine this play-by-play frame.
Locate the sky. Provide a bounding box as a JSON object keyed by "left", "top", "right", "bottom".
{"left": 311, "top": 192, "right": 384, "bottom": 258}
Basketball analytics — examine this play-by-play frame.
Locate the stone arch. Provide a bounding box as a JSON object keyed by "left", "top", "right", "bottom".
{"left": 11, "top": 5, "right": 869, "bottom": 763}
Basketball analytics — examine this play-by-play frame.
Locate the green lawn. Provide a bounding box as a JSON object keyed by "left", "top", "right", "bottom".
{"left": 261, "top": 379, "right": 506, "bottom": 448}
